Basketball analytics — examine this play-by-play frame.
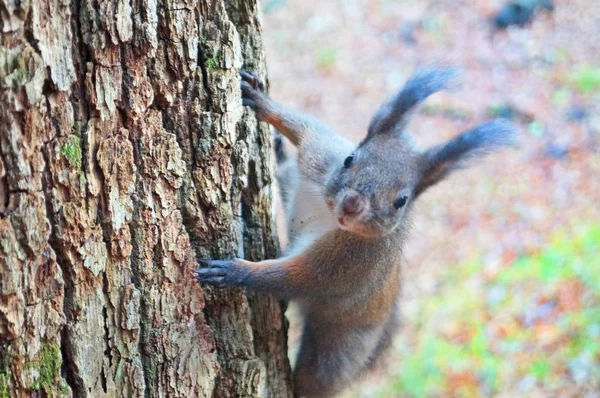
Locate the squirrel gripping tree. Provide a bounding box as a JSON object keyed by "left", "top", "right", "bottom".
{"left": 196, "top": 70, "right": 515, "bottom": 397}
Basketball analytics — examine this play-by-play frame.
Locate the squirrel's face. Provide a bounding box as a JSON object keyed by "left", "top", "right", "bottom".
{"left": 325, "top": 135, "right": 420, "bottom": 238}
{"left": 323, "top": 68, "right": 516, "bottom": 238}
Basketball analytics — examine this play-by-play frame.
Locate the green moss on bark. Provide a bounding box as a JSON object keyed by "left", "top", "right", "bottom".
{"left": 0, "top": 372, "right": 9, "bottom": 398}
{"left": 0, "top": 344, "right": 11, "bottom": 398}
{"left": 38, "top": 344, "right": 62, "bottom": 393}
{"left": 26, "top": 343, "right": 69, "bottom": 396}
{"left": 61, "top": 136, "right": 82, "bottom": 170}
{"left": 205, "top": 57, "right": 217, "bottom": 72}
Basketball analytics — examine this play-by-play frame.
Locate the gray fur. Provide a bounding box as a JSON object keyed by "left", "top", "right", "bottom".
{"left": 196, "top": 70, "right": 517, "bottom": 398}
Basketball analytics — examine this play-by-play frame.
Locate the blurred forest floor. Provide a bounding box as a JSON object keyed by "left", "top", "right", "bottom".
{"left": 261, "top": 0, "right": 600, "bottom": 396}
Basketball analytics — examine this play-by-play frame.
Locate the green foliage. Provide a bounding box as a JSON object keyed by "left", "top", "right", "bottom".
{"left": 527, "top": 120, "right": 544, "bottom": 138}
{"left": 552, "top": 88, "right": 570, "bottom": 106}
{"left": 205, "top": 57, "right": 217, "bottom": 72}
{"left": 61, "top": 136, "right": 82, "bottom": 170}
{"left": 530, "top": 359, "right": 550, "bottom": 379}
{"left": 316, "top": 46, "right": 337, "bottom": 69}
{"left": 568, "top": 65, "right": 600, "bottom": 94}
{"left": 381, "top": 225, "right": 600, "bottom": 397}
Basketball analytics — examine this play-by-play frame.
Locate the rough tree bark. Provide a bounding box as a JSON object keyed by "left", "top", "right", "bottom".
{"left": 0, "top": 0, "right": 293, "bottom": 397}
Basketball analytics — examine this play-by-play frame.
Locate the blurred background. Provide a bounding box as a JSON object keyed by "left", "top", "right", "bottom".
{"left": 260, "top": 0, "right": 600, "bottom": 396}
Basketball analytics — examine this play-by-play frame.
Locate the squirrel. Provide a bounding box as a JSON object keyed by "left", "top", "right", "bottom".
{"left": 194, "top": 68, "right": 516, "bottom": 397}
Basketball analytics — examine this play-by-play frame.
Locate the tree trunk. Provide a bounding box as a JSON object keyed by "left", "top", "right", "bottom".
{"left": 0, "top": 0, "right": 293, "bottom": 397}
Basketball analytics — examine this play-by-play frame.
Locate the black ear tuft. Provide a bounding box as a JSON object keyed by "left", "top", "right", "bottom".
{"left": 367, "top": 68, "right": 459, "bottom": 138}
{"left": 396, "top": 68, "right": 459, "bottom": 106}
{"left": 416, "top": 118, "right": 518, "bottom": 196}
{"left": 452, "top": 118, "right": 518, "bottom": 153}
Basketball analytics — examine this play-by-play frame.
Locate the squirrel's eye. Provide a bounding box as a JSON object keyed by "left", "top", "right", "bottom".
{"left": 343, "top": 155, "right": 354, "bottom": 168}
{"left": 393, "top": 195, "right": 408, "bottom": 209}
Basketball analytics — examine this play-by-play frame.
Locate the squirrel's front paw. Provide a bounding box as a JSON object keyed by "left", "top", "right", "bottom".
{"left": 240, "top": 70, "right": 268, "bottom": 112}
{"left": 193, "top": 259, "right": 249, "bottom": 288}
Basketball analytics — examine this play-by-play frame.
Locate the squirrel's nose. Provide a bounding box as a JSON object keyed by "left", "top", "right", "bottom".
{"left": 342, "top": 193, "right": 364, "bottom": 216}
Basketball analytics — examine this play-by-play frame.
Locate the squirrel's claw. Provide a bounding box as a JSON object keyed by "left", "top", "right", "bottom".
{"left": 194, "top": 259, "right": 231, "bottom": 287}
{"left": 241, "top": 81, "right": 259, "bottom": 109}
{"left": 240, "top": 70, "right": 271, "bottom": 119}
{"left": 241, "top": 80, "right": 263, "bottom": 101}
{"left": 193, "top": 275, "right": 226, "bottom": 287}
{"left": 240, "top": 70, "right": 265, "bottom": 92}
{"left": 194, "top": 267, "right": 226, "bottom": 277}
{"left": 194, "top": 259, "right": 248, "bottom": 288}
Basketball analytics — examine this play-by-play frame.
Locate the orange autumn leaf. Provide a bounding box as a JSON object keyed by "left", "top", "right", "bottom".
{"left": 446, "top": 371, "right": 480, "bottom": 397}
{"left": 556, "top": 280, "right": 583, "bottom": 312}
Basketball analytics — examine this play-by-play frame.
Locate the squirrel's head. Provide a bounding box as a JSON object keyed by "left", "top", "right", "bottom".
{"left": 325, "top": 69, "right": 516, "bottom": 238}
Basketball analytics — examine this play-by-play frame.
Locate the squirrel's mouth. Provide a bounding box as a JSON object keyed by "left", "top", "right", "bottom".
{"left": 335, "top": 210, "right": 391, "bottom": 238}
{"left": 335, "top": 213, "right": 355, "bottom": 230}
{"left": 336, "top": 212, "right": 364, "bottom": 231}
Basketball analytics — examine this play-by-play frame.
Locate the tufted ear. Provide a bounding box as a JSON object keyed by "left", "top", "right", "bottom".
{"left": 415, "top": 119, "right": 517, "bottom": 196}
{"left": 366, "top": 68, "right": 457, "bottom": 139}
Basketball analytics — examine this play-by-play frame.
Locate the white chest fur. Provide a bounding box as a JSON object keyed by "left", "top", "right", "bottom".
{"left": 285, "top": 177, "right": 338, "bottom": 257}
